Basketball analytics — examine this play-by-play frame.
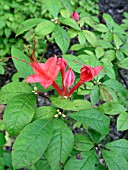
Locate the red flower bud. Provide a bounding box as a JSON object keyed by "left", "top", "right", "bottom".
{"left": 71, "top": 12, "right": 79, "bottom": 22}
{"left": 63, "top": 68, "right": 75, "bottom": 88}
{"left": 57, "top": 57, "right": 67, "bottom": 71}
{"left": 80, "top": 65, "right": 103, "bottom": 83}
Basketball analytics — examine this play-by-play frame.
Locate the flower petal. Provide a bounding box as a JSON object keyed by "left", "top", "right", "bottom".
{"left": 93, "top": 66, "right": 103, "bottom": 76}
{"left": 26, "top": 74, "right": 43, "bottom": 83}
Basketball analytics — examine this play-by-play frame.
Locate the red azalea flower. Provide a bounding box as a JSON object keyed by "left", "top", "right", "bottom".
{"left": 69, "top": 65, "right": 103, "bottom": 96}
{"left": 57, "top": 57, "right": 67, "bottom": 71}
{"left": 80, "top": 65, "right": 103, "bottom": 83}
{"left": 26, "top": 55, "right": 60, "bottom": 89}
{"left": 71, "top": 12, "right": 79, "bottom": 22}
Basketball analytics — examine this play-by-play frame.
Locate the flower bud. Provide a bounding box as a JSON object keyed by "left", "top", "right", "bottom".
{"left": 71, "top": 12, "right": 79, "bottom": 22}
{"left": 80, "top": 65, "right": 103, "bottom": 83}
{"left": 63, "top": 68, "right": 75, "bottom": 88}
{"left": 57, "top": 58, "right": 67, "bottom": 71}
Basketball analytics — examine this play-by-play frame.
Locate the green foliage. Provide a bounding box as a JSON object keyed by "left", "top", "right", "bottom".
{"left": 1, "top": 1, "right": 128, "bottom": 170}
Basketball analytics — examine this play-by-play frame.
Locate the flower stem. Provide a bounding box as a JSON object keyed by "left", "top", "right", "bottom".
{"left": 52, "top": 81, "right": 63, "bottom": 96}
{"left": 69, "top": 80, "right": 82, "bottom": 96}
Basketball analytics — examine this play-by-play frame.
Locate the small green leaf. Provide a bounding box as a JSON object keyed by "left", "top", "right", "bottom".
{"left": 34, "top": 106, "right": 56, "bottom": 120}
{"left": 103, "top": 13, "right": 115, "bottom": 28}
{"left": 45, "top": 119, "right": 74, "bottom": 170}
{"left": 98, "top": 102, "right": 126, "bottom": 115}
{"left": 117, "top": 112, "right": 128, "bottom": 131}
{"left": 83, "top": 30, "right": 97, "bottom": 47}
{"left": 59, "top": 18, "right": 80, "bottom": 31}
{"left": 65, "top": 150, "right": 96, "bottom": 170}
{"left": 16, "top": 18, "right": 43, "bottom": 36}
{"left": 78, "top": 31, "right": 86, "bottom": 45}
{"left": 54, "top": 25, "right": 70, "bottom": 54}
{"left": 4, "top": 94, "right": 36, "bottom": 136}
{"left": 113, "top": 34, "right": 123, "bottom": 48}
{"left": 3, "top": 152, "right": 12, "bottom": 167}
{"left": 118, "top": 58, "right": 128, "bottom": 69}
{"left": 67, "top": 28, "right": 78, "bottom": 38}
{"left": 104, "top": 50, "right": 116, "bottom": 61}
{"left": 70, "top": 109, "right": 110, "bottom": 135}
{"left": 73, "top": 100, "right": 91, "bottom": 110}
{"left": 44, "top": 0, "right": 61, "bottom": 18}
{"left": 90, "top": 85, "right": 100, "bottom": 106}
{"left": 95, "top": 47, "right": 104, "bottom": 59}
{"left": 74, "top": 134, "right": 94, "bottom": 151}
{"left": 11, "top": 46, "right": 33, "bottom": 78}
{"left": 12, "top": 119, "right": 53, "bottom": 169}
{"left": 102, "top": 150, "right": 128, "bottom": 170}
{"left": 100, "top": 86, "right": 118, "bottom": 102}
{"left": 50, "top": 96, "right": 77, "bottom": 111}
{"left": 95, "top": 24, "right": 108, "bottom": 32}
{"left": 103, "top": 31, "right": 113, "bottom": 42}
{"left": 60, "top": 9, "right": 70, "bottom": 18}
{"left": 35, "top": 20, "right": 55, "bottom": 36}
{"left": 0, "top": 82, "right": 33, "bottom": 104}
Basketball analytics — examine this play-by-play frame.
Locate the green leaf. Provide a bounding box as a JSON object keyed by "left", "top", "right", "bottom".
{"left": 70, "top": 109, "right": 110, "bottom": 135}
{"left": 60, "top": 9, "right": 70, "bottom": 18}
{"left": 44, "top": 0, "right": 61, "bottom": 18}
{"left": 102, "top": 150, "right": 128, "bottom": 170}
{"left": 67, "top": 28, "right": 78, "bottom": 39}
{"left": 118, "top": 58, "right": 128, "bottom": 69}
{"left": 73, "top": 100, "right": 91, "bottom": 111}
{"left": 59, "top": 18, "right": 80, "bottom": 31}
{"left": 11, "top": 46, "right": 33, "bottom": 78}
{"left": 35, "top": 20, "right": 55, "bottom": 36}
{"left": 50, "top": 96, "right": 77, "bottom": 111}
{"left": 65, "top": 150, "right": 96, "bottom": 170}
{"left": 45, "top": 119, "right": 74, "bottom": 170}
{"left": 102, "top": 63, "right": 116, "bottom": 79}
{"left": 95, "top": 47, "right": 104, "bottom": 59}
{"left": 74, "top": 134, "right": 94, "bottom": 151}
{"left": 34, "top": 106, "right": 57, "bottom": 120}
{"left": 116, "top": 50, "right": 125, "bottom": 61}
{"left": 103, "top": 79, "right": 127, "bottom": 96}
{"left": 105, "top": 139, "right": 128, "bottom": 160}
{"left": 78, "top": 32, "right": 86, "bottom": 45}
{"left": 0, "top": 133, "right": 6, "bottom": 147}
{"left": 90, "top": 85, "right": 100, "bottom": 106}
{"left": 104, "top": 50, "right": 116, "bottom": 61}
{"left": 98, "top": 102, "right": 126, "bottom": 115}
{"left": 60, "top": 0, "right": 72, "bottom": 13}
{"left": 95, "top": 24, "right": 108, "bottom": 32}
{"left": 12, "top": 119, "right": 53, "bottom": 169}
{"left": 54, "top": 25, "right": 70, "bottom": 54}
{"left": 83, "top": 30, "right": 97, "bottom": 47}
{"left": 34, "top": 157, "right": 51, "bottom": 170}
{"left": 103, "top": 31, "right": 113, "bottom": 42}
{"left": 16, "top": 18, "right": 43, "bottom": 36}
{"left": 103, "top": 13, "right": 115, "bottom": 28}
{"left": 62, "top": 54, "right": 83, "bottom": 73}
{"left": 4, "top": 94, "right": 36, "bottom": 136}
{"left": 0, "top": 82, "right": 33, "bottom": 104}
{"left": 100, "top": 85, "right": 117, "bottom": 101}
{"left": 113, "top": 34, "right": 123, "bottom": 48}
{"left": 120, "top": 44, "right": 128, "bottom": 56}
{"left": 117, "top": 112, "right": 128, "bottom": 131}
{"left": 3, "top": 152, "right": 12, "bottom": 167}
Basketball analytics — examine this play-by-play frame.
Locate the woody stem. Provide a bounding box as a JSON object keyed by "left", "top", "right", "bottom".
{"left": 52, "top": 81, "right": 63, "bottom": 96}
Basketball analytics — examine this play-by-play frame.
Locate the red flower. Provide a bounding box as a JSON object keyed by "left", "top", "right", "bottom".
{"left": 69, "top": 65, "right": 103, "bottom": 96}
{"left": 63, "top": 68, "right": 75, "bottom": 88}
{"left": 26, "top": 55, "right": 60, "bottom": 89}
{"left": 80, "top": 65, "right": 103, "bottom": 83}
{"left": 71, "top": 12, "right": 79, "bottom": 22}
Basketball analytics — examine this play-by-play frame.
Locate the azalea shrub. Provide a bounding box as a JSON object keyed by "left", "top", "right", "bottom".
{"left": 0, "top": 0, "right": 128, "bottom": 170}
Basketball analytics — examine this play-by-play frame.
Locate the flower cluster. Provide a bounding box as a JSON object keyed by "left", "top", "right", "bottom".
{"left": 26, "top": 55, "right": 102, "bottom": 97}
